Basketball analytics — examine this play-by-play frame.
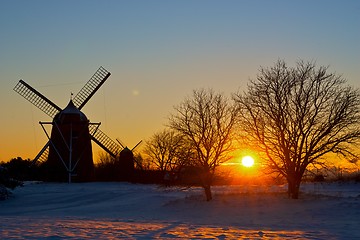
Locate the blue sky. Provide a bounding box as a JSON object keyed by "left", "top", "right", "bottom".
{"left": 1, "top": 0, "right": 359, "bottom": 162}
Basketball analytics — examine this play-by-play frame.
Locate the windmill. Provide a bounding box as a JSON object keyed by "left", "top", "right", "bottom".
{"left": 116, "top": 139, "right": 143, "bottom": 178}
{"left": 13, "top": 67, "right": 123, "bottom": 182}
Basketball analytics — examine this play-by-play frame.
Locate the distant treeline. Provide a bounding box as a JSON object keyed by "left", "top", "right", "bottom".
{"left": 0, "top": 157, "right": 234, "bottom": 186}
{"left": 1, "top": 157, "right": 360, "bottom": 190}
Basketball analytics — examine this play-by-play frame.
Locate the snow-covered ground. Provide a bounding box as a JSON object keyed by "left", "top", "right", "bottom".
{"left": 0, "top": 181, "right": 359, "bottom": 239}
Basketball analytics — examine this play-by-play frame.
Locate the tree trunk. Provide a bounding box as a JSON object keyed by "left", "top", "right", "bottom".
{"left": 204, "top": 185, "right": 212, "bottom": 201}
{"left": 287, "top": 176, "right": 301, "bottom": 199}
{"left": 200, "top": 166, "right": 213, "bottom": 201}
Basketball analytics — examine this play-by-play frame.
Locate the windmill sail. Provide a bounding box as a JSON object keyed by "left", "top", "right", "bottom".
{"left": 32, "top": 141, "right": 50, "bottom": 165}
{"left": 13, "top": 80, "right": 61, "bottom": 118}
{"left": 89, "top": 124, "right": 122, "bottom": 158}
{"left": 72, "top": 66, "right": 111, "bottom": 110}
{"left": 131, "top": 140, "right": 143, "bottom": 151}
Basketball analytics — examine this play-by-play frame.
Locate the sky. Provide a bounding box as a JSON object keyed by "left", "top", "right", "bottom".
{"left": 1, "top": 0, "right": 359, "bottom": 163}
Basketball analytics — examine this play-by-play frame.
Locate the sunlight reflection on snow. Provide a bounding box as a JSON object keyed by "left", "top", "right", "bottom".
{"left": 0, "top": 217, "right": 333, "bottom": 239}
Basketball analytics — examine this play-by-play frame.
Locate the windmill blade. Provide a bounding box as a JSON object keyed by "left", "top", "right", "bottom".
{"left": 89, "top": 124, "right": 122, "bottom": 158}
{"left": 116, "top": 138, "right": 126, "bottom": 149}
{"left": 32, "top": 141, "right": 50, "bottom": 165}
{"left": 72, "top": 66, "right": 111, "bottom": 110}
{"left": 131, "top": 140, "right": 143, "bottom": 151}
{"left": 13, "top": 80, "right": 61, "bottom": 118}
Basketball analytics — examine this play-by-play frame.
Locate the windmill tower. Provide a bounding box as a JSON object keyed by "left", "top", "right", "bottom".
{"left": 116, "top": 140, "right": 142, "bottom": 181}
{"left": 13, "top": 67, "right": 123, "bottom": 182}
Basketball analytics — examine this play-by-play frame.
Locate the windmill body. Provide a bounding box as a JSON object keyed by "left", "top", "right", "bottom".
{"left": 118, "top": 147, "right": 135, "bottom": 181}
{"left": 45, "top": 100, "right": 94, "bottom": 182}
{"left": 115, "top": 140, "right": 142, "bottom": 181}
{"left": 14, "top": 67, "right": 123, "bottom": 182}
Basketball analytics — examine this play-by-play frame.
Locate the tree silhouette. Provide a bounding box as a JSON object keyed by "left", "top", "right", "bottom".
{"left": 144, "top": 129, "right": 190, "bottom": 173}
{"left": 169, "top": 89, "right": 238, "bottom": 201}
{"left": 233, "top": 60, "right": 360, "bottom": 199}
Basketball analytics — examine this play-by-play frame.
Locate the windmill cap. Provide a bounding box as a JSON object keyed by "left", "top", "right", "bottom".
{"left": 54, "top": 100, "right": 88, "bottom": 122}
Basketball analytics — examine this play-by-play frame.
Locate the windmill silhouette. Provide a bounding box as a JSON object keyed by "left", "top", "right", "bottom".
{"left": 116, "top": 139, "right": 143, "bottom": 179}
{"left": 13, "top": 67, "right": 123, "bottom": 182}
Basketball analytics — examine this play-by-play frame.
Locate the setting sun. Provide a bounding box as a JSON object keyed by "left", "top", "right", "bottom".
{"left": 242, "top": 156, "right": 255, "bottom": 167}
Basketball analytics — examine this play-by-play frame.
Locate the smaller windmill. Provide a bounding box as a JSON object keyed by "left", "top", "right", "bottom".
{"left": 14, "top": 67, "right": 124, "bottom": 182}
{"left": 116, "top": 139, "right": 142, "bottom": 180}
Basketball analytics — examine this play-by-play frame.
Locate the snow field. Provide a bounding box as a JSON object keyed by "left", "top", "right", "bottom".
{"left": 0, "top": 182, "right": 359, "bottom": 239}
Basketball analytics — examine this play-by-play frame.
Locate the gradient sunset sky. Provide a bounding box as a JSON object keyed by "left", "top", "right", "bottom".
{"left": 1, "top": 0, "right": 359, "bottom": 162}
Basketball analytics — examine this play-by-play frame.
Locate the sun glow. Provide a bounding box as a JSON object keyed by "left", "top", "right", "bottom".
{"left": 241, "top": 156, "right": 255, "bottom": 167}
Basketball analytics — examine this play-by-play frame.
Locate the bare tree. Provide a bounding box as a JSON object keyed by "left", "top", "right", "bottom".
{"left": 143, "top": 129, "right": 188, "bottom": 172}
{"left": 169, "top": 88, "right": 238, "bottom": 201}
{"left": 233, "top": 60, "right": 360, "bottom": 199}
